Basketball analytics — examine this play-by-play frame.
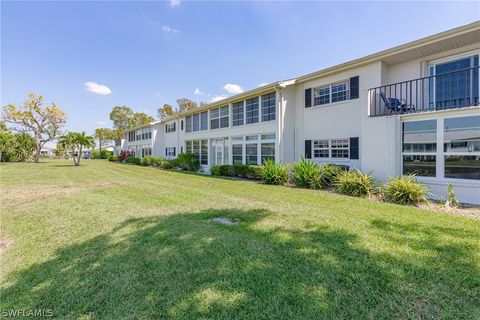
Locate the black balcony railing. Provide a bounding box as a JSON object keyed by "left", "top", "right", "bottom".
{"left": 368, "top": 66, "right": 479, "bottom": 116}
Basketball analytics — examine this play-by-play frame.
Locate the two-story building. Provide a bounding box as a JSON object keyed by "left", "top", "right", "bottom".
{"left": 121, "top": 22, "right": 480, "bottom": 204}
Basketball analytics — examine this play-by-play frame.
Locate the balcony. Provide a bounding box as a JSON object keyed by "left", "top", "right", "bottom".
{"left": 368, "top": 66, "right": 479, "bottom": 117}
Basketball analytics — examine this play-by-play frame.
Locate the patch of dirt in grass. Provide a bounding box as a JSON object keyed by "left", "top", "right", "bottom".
{"left": 0, "top": 237, "right": 14, "bottom": 255}
{"left": 1, "top": 181, "right": 121, "bottom": 208}
{"left": 417, "top": 202, "right": 480, "bottom": 219}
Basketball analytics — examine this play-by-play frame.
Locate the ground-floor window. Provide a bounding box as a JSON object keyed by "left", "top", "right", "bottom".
{"left": 185, "top": 140, "right": 208, "bottom": 165}
{"left": 231, "top": 133, "right": 276, "bottom": 165}
{"left": 402, "top": 115, "right": 479, "bottom": 180}
{"left": 166, "top": 147, "right": 176, "bottom": 157}
{"left": 312, "top": 138, "right": 349, "bottom": 159}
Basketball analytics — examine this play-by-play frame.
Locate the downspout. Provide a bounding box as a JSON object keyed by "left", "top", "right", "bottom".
{"left": 274, "top": 84, "right": 283, "bottom": 163}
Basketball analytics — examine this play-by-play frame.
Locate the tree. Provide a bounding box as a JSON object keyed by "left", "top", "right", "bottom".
{"left": 132, "top": 113, "right": 154, "bottom": 127}
{"left": 109, "top": 106, "right": 153, "bottom": 133}
{"left": 0, "top": 130, "right": 14, "bottom": 162}
{"left": 2, "top": 93, "right": 67, "bottom": 163}
{"left": 94, "top": 128, "right": 113, "bottom": 152}
{"left": 12, "top": 133, "right": 35, "bottom": 162}
{"left": 157, "top": 104, "right": 175, "bottom": 120}
{"left": 59, "top": 132, "right": 94, "bottom": 166}
{"left": 176, "top": 98, "right": 197, "bottom": 113}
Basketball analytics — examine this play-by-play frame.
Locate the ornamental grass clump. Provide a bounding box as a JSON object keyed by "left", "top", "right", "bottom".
{"left": 293, "top": 157, "right": 321, "bottom": 189}
{"left": 384, "top": 175, "right": 428, "bottom": 205}
{"left": 261, "top": 160, "right": 288, "bottom": 185}
{"left": 319, "top": 164, "right": 346, "bottom": 188}
{"left": 335, "top": 169, "right": 374, "bottom": 197}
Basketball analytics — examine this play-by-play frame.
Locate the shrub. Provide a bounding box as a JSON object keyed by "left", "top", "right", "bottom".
{"left": 335, "top": 169, "right": 374, "bottom": 197}
{"left": 293, "top": 157, "right": 321, "bottom": 189}
{"left": 107, "top": 154, "right": 119, "bottom": 162}
{"left": 119, "top": 151, "right": 130, "bottom": 162}
{"left": 160, "top": 160, "right": 176, "bottom": 169}
{"left": 319, "top": 164, "right": 346, "bottom": 188}
{"left": 91, "top": 150, "right": 112, "bottom": 159}
{"left": 210, "top": 165, "right": 221, "bottom": 176}
{"left": 140, "top": 155, "right": 165, "bottom": 167}
{"left": 445, "top": 183, "right": 459, "bottom": 208}
{"left": 384, "top": 175, "right": 427, "bottom": 205}
{"left": 176, "top": 153, "right": 200, "bottom": 172}
{"left": 247, "top": 165, "right": 263, "bottom": 180}
{"left": 125, "top": 157, "right": 141, "bottom": 165}
{"left": 261, "top": 160, "right": 288, "bottom": 185}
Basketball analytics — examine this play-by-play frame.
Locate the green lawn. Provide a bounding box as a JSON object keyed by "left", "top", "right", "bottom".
{"left": 1, "top": 160, "right": 479, "bottom": 319}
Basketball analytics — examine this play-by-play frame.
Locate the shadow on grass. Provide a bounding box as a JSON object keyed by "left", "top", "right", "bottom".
{"left": 1, "top": 209, "right": 478, "bottom": 319}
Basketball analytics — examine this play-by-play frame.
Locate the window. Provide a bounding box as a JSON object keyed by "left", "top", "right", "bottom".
{"left": 200, "top": 139, "right": 208, "bottom": 165}
{"left": 232, "top": 144, "right": 243, "bottom": 164}
{"left": 142, "top": 147, "right": 152, "bottom": 157}
{"left": 331, "top": 139, "right": 349, "bottom": 158}
{"left": 166, "top": 123, "right": 176, "bottom": 133}
{"left": 185, "top": 140, "right": 208, "bottom": 165}
{"left": 312, "top": 139, "right": 349, "bottom": 159}
{"left": 186, "top": 116, "right": 192, "bottom": 133}
{"left": 128, "top": 131, "right": 136, "bottom": 142}
{"left": 261, "top": 92, "right": 276, "bottom": 122}
{"left": 166, "top": 147, "right": 176, "bottom": 157}
{"left": 201, "top": 111, "right": 208, "bottom": 130}
{"left": 402, "top": 120, "right": 437, "bottom": 177}
{"left": 261, "top": 143, "right": 275, "bottom": 163}
{"left": 246, "top": 135, "right": 258, "bottom": 141}
{"left": 261, "top": 133, "right": 275, "bottom": 140}
{"left": 192, "top": 140, "right": 200, "bottom": 161}
{"left": 444, "top": 115, "right": 480, "bottom": 179}
{"left": 313, "top": 81, "right": 349, "bottom": 106}
{"left": 313, "top": 140, "right": 329, "bottom": 158}
{"left": 136, "top": 130, "right": 142, "bottom": 141}
{"left": 211, "top": 106, "right": 229, "bottom": 129}
{"left": 232, "top": 101, "right": 244, "bottom": 126}
{"left": 246, "top": 97, "right": 259, "bottom": 124}
{"left": 429, "top": 55, "right": 479, "bottom": 109}
{"left": 192, "top": 113, "right": 200, "bottom": 132}
{"left": 246, "top": 144, "right": 258, "bottom": 165}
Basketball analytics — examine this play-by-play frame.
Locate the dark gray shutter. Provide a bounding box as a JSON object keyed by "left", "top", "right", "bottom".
{"left": 173, "top": 147, "right": 176, "bottom": 156}
{"left": 350, "top": 76, "right": 359, "bottom": 99}
{"left": 165, "top": 148, "right": 167, "bottom": 156}
{"left": 349, "top": 137, "right": 359, "bottom": 159}
{"left": 174, "top": 122, "right": 176, "bottom": 131}
{"left": 305, "top": 140, "right": 312, "bottom": 159}
{"left": 181, "top": 120, "right": 184, "bottom": 130}
{"left": 305, "top": 88, "right": 312, "bottom": 108}
{"left": 165, "top": 125, "right": 167, "bottom": 133}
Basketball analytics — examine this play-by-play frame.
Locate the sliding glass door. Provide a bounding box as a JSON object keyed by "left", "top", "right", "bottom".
{"left": 429, "top": 55, "right": 479, "bottom": 110}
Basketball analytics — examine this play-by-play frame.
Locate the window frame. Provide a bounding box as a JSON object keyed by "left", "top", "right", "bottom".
{"left": 312, "top": 80, "right": 350, "bottom": 107}
{"left": 312, "top": 138, "right": 349, "bottom": 159}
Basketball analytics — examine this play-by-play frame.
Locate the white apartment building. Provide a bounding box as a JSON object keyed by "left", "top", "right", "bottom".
{"left": 121, "top": 22, "right": 480, "bottom": 204}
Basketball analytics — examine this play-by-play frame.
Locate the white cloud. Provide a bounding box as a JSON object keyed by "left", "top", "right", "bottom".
{"left": 211, "top": 95, "right": 228, "bottom": 103}
{"left": 84, "top": 82, "right": 112, "bottom": 95}
{"left": 194, "top": 88, "right": 204, "bottom": 95}
{"left": 96, "top": 121, "right": 107, "bottom": 125}
{"left": 223, "top": 83, "right": 243, "bottom": 94}
{"left": 162, "top": 25, "right": 179, "bottom": 33}
{"left": 170, "top": 0, "right": 180, "bottom": 7}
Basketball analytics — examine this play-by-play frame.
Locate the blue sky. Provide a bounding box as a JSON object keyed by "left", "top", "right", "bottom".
{"left": 2, "top": 1, "right": 479, "bottom": 134}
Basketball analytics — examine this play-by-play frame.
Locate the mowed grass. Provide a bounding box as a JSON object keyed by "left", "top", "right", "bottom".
{"left": 1, "top": 160, "right": 479, "bottom": 319}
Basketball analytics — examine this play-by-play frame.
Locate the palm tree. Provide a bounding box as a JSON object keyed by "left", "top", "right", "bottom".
{"left": 58, "top": 132, "right": 79, "bottom": 165}
{"left": 58, "top": 132, "right": 94, "bottom": 166}
{"left": 75, "top": 132, "right": 94, "bottom": 166}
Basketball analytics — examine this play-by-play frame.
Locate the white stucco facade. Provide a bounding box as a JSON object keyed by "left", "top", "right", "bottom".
{"left": 121, "top": 22, "right": 480, "bottom": 204}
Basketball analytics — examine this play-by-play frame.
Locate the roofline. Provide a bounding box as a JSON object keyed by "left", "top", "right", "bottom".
{"left": 295, "top": 20, "right": 480, "bottom": 83}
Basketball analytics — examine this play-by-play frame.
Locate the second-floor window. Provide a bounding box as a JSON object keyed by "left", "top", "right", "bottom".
{"left": 261, "top": 93, "right": 276, "bottom": 121}
{"left": 166, "top": 123, "right": 175, "bottom": 133}
{"left": 232, "top": 101, "right": 244, "bottom": 126}
{"left": 186, "top": 115, "right": 192, "bottom": 133}
{"left": 313, "top": 81, "right": 349, "bottom": 106}
{"left": 210, "top": 106, "right": 229, "bottom": 129}
{"left": 246, "top": 97, "right": 259, "bottom": 124}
